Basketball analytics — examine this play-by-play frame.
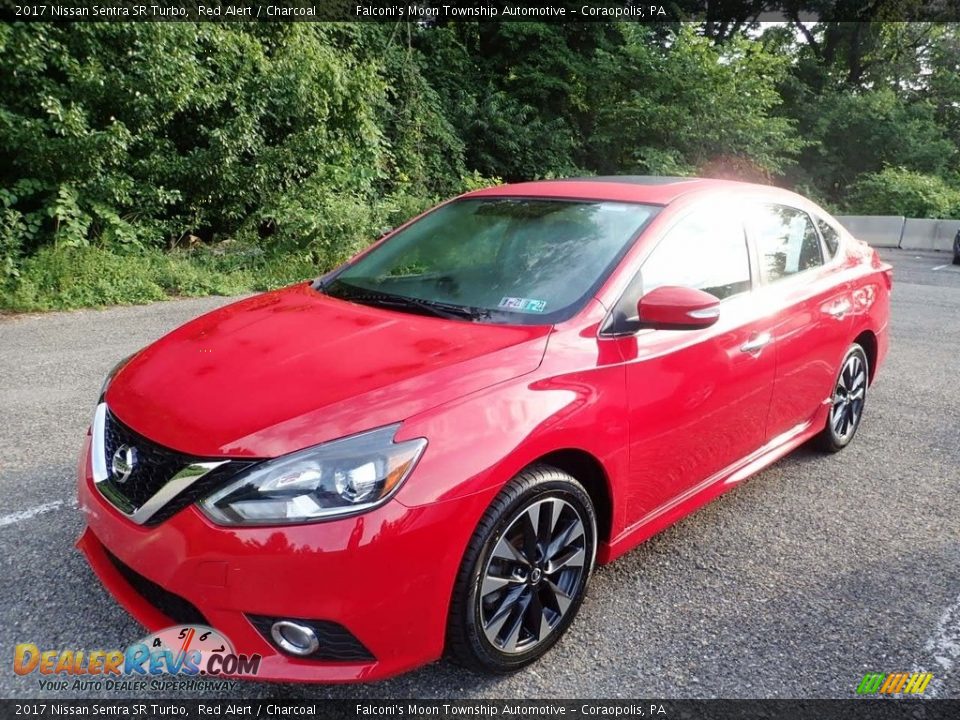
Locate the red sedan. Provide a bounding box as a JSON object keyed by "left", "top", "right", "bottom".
{"left": 76, "top": 176, "right": 891, "bottom": 682}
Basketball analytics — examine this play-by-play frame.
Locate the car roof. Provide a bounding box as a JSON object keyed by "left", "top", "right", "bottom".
{"left": 464, "top": 175, "right": 795, "bottom": 206}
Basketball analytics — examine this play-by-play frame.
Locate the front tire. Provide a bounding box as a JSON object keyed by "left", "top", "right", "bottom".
{"left": 952, "top": 234, "right": 960, "bottom": 265}
{"left": 447, "top": 465, "right": 597, "bottom": 673}
{"left": 816, "top": 343, "right": 869, "bottom": 453}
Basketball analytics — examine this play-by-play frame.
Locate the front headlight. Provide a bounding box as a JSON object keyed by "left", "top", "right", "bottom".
{"left": 199, "top": 424, "right": 426, "bottom": 526}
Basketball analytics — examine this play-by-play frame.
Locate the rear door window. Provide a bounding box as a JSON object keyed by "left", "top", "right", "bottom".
{"left": 748, "top": 204, "right": 823, "bottom": 284}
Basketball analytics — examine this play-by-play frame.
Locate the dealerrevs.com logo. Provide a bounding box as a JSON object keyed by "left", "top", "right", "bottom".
{"left": 14, "top": 625, "right": 261, "bottom": 691}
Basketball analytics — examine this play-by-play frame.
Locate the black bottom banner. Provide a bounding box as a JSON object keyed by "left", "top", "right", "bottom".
{"left": 2, "top": 700, "right": 958, "bottom": 720}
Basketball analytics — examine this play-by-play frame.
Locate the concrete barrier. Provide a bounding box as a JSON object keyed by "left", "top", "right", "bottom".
{"left": 835, "top": 215, "right": 905, "bottom": 248}
{"left": 900, "top": 218, "right": 960, "bottom": 252}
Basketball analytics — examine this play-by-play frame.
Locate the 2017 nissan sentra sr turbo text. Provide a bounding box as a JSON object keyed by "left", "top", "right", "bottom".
{"left": 76, "top": 176, "right": 892, "bottom": 682}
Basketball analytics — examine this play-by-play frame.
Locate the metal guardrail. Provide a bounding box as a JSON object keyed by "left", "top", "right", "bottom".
{"left": 835, "top": 215, "right": 960, "bottom": 251}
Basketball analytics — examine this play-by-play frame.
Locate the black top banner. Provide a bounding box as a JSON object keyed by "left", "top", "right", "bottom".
{"left": 1, "top": 0, "right": 959, "bottom": 23}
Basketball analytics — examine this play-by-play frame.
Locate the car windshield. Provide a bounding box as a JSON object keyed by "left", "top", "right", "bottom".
{"left": 321, "top": 198, "right": 660, "bottom": 324}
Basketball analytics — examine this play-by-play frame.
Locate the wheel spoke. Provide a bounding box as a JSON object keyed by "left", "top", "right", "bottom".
{"left": 483, "top": 583, "right": 526, "bottom": 635}
{"left": 521, "top": 506, "right": 540, "bottom": 563}
{"left": 546, "top": 518, "right": 584, "bottom": 560}
{"left": 547, "top": 545, "right": 585, "bottom": 574}
{"left": 537, "top": 499, "right": 556, "bottom": 549}
{"left": 492, "top": 537, "right": 530, "bottom": 567}
{"left": 842, "top": 406, "right": 854, "bottom": 436}
{"left": 481, "top": 572, "right": 522, "bottom": 597}
{"left": 525, "top": 587, "right": 549, "bottom": 642}
{"left": 483, "top": 605, "right": 511, "bottom": 641}
{"left": 846, "top": 357, "right": 860, "bottom": 385}
{"left": 544, "top": 579, "right": 573, "bottom": 615}
{"left": 836, "top": 373, "right": 848, "bottom": 392}
{"left": 832, "top": 405, "right": 846, "bottom": 433}
{"left": 500, "top": 592, "right": 532, "bottom": 652}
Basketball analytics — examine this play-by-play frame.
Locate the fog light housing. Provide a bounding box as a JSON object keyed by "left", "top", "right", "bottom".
{"left": 271, "top": 620, "right": 320, "bottom": 657}
{"left": 248, "top": 614, "right": 375, "bottom": 661}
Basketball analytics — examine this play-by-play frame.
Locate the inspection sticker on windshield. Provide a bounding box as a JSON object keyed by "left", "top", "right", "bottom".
{"left": 499, "top": 297, "right": 547, "bottom": 313}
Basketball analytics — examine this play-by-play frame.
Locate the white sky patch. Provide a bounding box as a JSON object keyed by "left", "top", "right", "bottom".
{"left": 0, "top": 500, "right": 66, "bottom": 528}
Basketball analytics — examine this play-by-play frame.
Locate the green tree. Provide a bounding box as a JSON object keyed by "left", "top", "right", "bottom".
{"left": 419, "top": 21, "right": 621, "bottom": 180}
{"left": 798, "top": 89, "right": 956, "bottom": 203}
{"left": 587, "top": 25, "right": 804, "bottom": 177}
{"left": 847, "top": 167, "right": 960, "bottom": 218}
{"left": 0, "top": 24, "right": 386, "bottom": 252}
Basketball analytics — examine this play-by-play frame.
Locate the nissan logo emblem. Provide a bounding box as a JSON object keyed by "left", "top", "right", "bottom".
{"left": 111, "top": 444, "right": 138, "bottom": 484}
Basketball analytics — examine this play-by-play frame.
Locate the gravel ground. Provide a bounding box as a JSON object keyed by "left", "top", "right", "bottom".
{"left": 0, "top": 249, "right": 957, "bottom": 699}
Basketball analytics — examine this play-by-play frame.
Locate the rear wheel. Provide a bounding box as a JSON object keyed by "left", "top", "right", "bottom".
{"left": 816, "top": 343, "right": 869, "bottom": 452}
{"left": 953, "top": 233, "right": 960, "bottom": 265}
{"left": 447, "top": 465, "right": 596, "bottom": 673}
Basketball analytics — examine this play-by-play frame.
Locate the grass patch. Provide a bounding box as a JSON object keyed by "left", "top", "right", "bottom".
{"left": 0, "top": 244, "right": 322, "bottom": 312}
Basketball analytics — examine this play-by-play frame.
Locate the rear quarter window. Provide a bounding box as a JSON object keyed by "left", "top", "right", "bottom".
{"left": 815, "top": 216, "right": 842, "bottom": 258}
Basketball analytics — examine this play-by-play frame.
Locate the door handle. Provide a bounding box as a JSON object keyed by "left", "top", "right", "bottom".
{"left": 740, "top": 332, "right": 772, "bottom": 354}
{"left": 824, "top": 299, "right": 852, "bottom": 319}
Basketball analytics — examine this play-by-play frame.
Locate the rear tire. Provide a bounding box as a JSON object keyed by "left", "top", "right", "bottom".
{"left": 446, "top": 465, "right": 597, "bottom": 674}
{"left": 816, "top": 343, "right": 869, "bottom": 453}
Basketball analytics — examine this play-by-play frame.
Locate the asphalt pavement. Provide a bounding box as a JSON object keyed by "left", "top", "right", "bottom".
{"left": 0, "top": 249, "right": 957, "bottom": 699}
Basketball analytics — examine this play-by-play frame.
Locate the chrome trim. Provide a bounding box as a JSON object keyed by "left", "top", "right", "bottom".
{"left": 111, "top": 444, "right": 137, "bottom": 484}
{"left": 91, "top": 403, "right": 109, "bottom": 483}
{"left": 271, "top": 621, "right": 320, "bottom": 656}
{"left": 91, "top": 402, "right": 227, "bottom": 525}
{"left": 824, "top": 298, "right": 852, "bottom": 319}
{"left": 126, "top": 460, "right": 227, "bottom": 525}
{"left": 740, "top": 331, "right": 772, "bottom": 353}
{"left": 687, "top": 306, "right": 721, "bottom": 320}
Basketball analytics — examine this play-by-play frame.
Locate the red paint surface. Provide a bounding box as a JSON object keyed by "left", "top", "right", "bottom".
{"left": 79, "top": 178, "right": 891, "bottom": 682}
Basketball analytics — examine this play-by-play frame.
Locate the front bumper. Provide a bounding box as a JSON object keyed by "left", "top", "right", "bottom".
{"left": 76, "top": 436, "right": 496, "bottom": 683}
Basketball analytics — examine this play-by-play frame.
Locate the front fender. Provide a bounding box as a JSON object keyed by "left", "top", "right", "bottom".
{"left": 393, "top": 362, "right": 628, "bottom": 530}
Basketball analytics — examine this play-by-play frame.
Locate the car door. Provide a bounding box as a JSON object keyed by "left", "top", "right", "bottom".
{"left": 745, "top": 203, "right": 853, "bottom": 441}
{"left": 609, "top": 202, "right": 778, "bottom": 523}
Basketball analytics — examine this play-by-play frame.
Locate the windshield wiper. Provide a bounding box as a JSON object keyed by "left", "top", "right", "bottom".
{"left": 413, "top": 297, "right": 492, "bottom": 322}
{"left": 327, "top": 284, "right": 491, "bottom": 322}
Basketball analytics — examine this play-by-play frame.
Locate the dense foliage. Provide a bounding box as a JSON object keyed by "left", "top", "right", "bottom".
{"left": 2, "top": 20, "right": 959, "bottom": 310}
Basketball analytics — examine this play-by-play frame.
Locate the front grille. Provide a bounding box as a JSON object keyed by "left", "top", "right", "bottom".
{"left": 106, "top": 549, "right": 208, "bottom": 625}
{"left": 247, "top": 615, "right": 375, "bottom": 662}
{"left": 99, "top": 408, "right": 255, "bottom": 525}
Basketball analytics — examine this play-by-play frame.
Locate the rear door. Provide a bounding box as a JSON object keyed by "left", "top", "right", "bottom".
{"left": 612, "top": 202, "right": 778, "bottom": 522}
{"left": 745, "top": 203, "right": 853, "bottom": 440}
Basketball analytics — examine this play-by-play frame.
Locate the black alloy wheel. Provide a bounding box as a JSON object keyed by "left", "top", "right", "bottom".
{"left": 817, "top": 343, "right": 869, "bottom": 452}
{"left": 447, "top": 465, "right": 597, "bottom": 673}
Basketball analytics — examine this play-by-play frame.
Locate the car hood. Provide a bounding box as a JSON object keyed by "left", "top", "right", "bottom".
{"left": 105, "top": 283, "right": 550, "bottom": 458}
